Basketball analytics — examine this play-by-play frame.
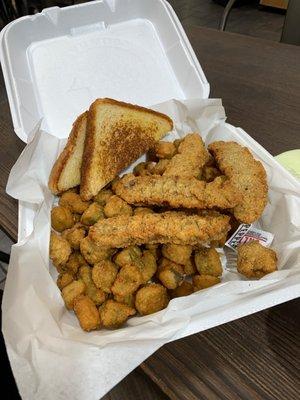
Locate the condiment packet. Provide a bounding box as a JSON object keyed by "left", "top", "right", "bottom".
{"left": 225, "top": 224, "right": 274, "bottom": 252}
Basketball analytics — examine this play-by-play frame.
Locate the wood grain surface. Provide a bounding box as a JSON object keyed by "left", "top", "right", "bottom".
{"left": 0, "top": 27, "right": 299, "bottom": 400}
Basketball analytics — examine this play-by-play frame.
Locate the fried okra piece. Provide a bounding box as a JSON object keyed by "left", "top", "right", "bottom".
{"left": 65, "top": 251, "right": 88, "bottom": 275}
{"left": 99, "top": 300, "right": 136, "bottom": 328}
{"left": 133, "top": 207, "right": 154, "bottom": 216}
{"left": 162, "top": 244, "right": 192, "bottom": 265}
{"left": 111, "top": 264, "right": 143, "bottom": 297}
{"left": 81, "top": 202, "right": 105, "bottom": 226}
{"left": 61, "top": 280, "right": 85, "bottom": 309}
{"left": 114, "top": 246, "right": 142, "bottom": 268}
{"left": 74, "top": 295, "right": 101, "bottom": 331}
{"left": 92, "top": 260, "right": 119, "bottom": 293}
{"left": 140, "top": 250, "right": 157, "bottom": 283}
{"left": 154, "top": 141, "right": 177, "bottom": 159}
{"left": 173, "top": 139, "right": 183, "bottom": 149}
{"left": 93, "top": 189, "right": 113, "bottom": 206}
{"left": 62, "top": 224, "right": 86, "bottom": 250}
{"left": 135, "top": 284, "right": 169, "bottom": 315}
{"left": 59, "top": 192, "right": 90, "bottom": 214}
{"left": 184, "top": 258, "right": 197, "bottom": 275}
{"left": 193, "top": 275, "right": 220, "bottom": 291}
{"left": 151, "top": 159, "right": 170, "bottom": 175}
{"left": 201, "top": 166, "right": 221, "bottom": 182}
{"left": 57, "top": 272, "right": 74, "bottom": 290}
{"left": 50, "top": 232, "right": 71, "bottom": 270}
{"left": 237, "top": 241, "right": 277, "bottom": 279}
{"left": 79, "top": 265, "right": 106, "bottom": 305}
{"left": 194, "top": 248, "right": 222, "bottom": 277}
{"left": 51, "top": 206, "right": 74, "bottom": 232}
{"left": 113, "top": 293, "right": 136, "bottom": 308}
{"left": 80, "top": 237, "right": 115, "bottom": 265}
{"left": 145, "top": 243, "right": 161, "bottom": 259}
{"left": 104, "top": 195, "right": 133, "bottom": 218}
{"left": 133, "top": 162, "right": 154, "bottom": 177}
{"left": 157, "top": 258, "right": 184, "bottom": 290}
{"left": 170, "top": 281, "right": 194, "bottom": 298}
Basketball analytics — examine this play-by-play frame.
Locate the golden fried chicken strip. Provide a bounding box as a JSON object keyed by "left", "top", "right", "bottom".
{"left": 114, "top": 174, "right": 241, "bottom": 210}
{"left": 208, "top": 141, "right": 268, "bottom": 223}
{"left": 163, "top": 133, "right": 209, "bottom": 177}
{"left": 89, "top": 212, "right": 231, "bottom": 248}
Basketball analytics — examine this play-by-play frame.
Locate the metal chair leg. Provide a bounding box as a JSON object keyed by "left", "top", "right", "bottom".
{"left": 219, "top": 0, "right": 238, "bottom": 31}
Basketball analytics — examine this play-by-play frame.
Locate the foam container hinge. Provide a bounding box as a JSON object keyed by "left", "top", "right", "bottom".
{"left": 0, "top": 0, "right": 209, "bottom": 142}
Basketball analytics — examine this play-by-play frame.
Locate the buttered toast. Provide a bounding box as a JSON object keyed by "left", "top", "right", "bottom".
{"left": 80, "top": 98, "right": 173, "bottom": 200}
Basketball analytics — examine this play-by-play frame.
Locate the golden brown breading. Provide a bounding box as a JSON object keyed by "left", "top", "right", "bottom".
{"left": 80, "top": 237, "right": 115, "bottom": 265}
{"left": 163, "top": 133, "right": 209, "bottom": 177}
{"left": 61, "top": 280, "right": 86, "bottom": 309}
{"left": 62, "top": 224, "right": 86, "bottom": 250}
{"left": 162, "top": 244, "right": 192, "bottom": 265}
{"left": 193, "top": 275, "right": 220, "bottom": 291}
{"left": 170, "top": 281, "right": 194, "bottom": 298}
{"left": 111, "top": 264, "right": 143, "bottom": 297}
{"left": 92, "top": 260, "right": 119, "bottom": 293}
{"left": 113, "top": 293, "right": 136, "bottom": 308}
{"left": 183, "top": 259, "right": 197, "bottom": 275}
{"left": 57, "top": 272, "right": 74, "bottom": 290}
{"left": 157, "top": 258, "right": 184, "bottom": 289}
{"left": 151, "top": 159, "right": 170, "bottom": 175}
{"left": 99, "top": 300, "right": 136, "bottom": 328}
{"left": 93, "top": 189, "right": 113, "bottom": 206}
{"left": 74, "top": 295, "right": 101, "bottom": 331}
{"left": 59, "top": 192, "right": 91, "bottom": 214}
{"left": 194, "top": 248, "right": 223, "bottom": 277}
{"left": 208, "top": 141, "right": 268, "bottom": 223}
{"left": 89, "top": 212, "right": 231, "bottom": 248}
{"left": 114, "top": 246, "right": 142, "bottom": 267}
{"left": 81, "top": 202, "right": 105, "bottom": 225}
{"left": 133, "top": 207, "right": 154, "bottom": 216}
{"left": 135, "top": 284, "right": 169, "bottom": 315}
{"left": 79, "top": 265, "right": 106, "bottom": 305}
{"left": 65, "top": 251, "right": 88, "bottom": 275}
{"left": 50, "top": 232, "right": 72, "bottom": 270}
{"left": 237, "top": 241, "right": 277, "bottom": 278}
{"left": 154, "top": 141, "right": 177, "bottom": 159}
{"left": 201, "top": 166, "right": 221, "bottom": 182}
{"left": 140, "top": 250, "right": 157, "bottom": 283}
{"left": 114, "top": 174, "right": 240, "bottom": 210}
{"left": 51, "top": 206, "right": 74, "bottom": 232}
{"left": 133, "top": 162, "right": 154, "bottom": 177}
{"left": 104, "top": 195, "right": 133, "bottom": 218}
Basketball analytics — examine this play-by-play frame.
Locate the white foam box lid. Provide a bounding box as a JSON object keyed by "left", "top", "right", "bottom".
{"left": 0, "top": 0, "right": 209, "bottom": 142}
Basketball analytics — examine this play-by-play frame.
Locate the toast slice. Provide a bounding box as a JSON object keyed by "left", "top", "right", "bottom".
{"left": 48, "top": 112, "right": 87, "bottom": 194}
{"left": 80, "top": 98, "right": 173, "bottom": 200}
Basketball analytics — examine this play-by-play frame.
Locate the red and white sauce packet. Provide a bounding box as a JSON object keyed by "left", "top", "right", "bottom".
{"left": 225, "top": 224, "right": 274, "bottom": 252}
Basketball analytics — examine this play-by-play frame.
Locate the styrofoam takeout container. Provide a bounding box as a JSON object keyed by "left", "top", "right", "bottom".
{"left": 0, "top": 0, "right": 209, "bottom": 143}
{"left": 0, "top": 0, "right": 209, "bottom": 241}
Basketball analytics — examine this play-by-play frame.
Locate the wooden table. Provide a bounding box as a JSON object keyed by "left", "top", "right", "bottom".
{"left": 1, "top": 27, "right": 299, "bottom": 400}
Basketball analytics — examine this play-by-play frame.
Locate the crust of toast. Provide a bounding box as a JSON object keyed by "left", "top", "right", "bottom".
{"left": 80, "top": 98, "right": 173, "bottom": 200}
{"left": 48, "top": 112, "right": 87, "bottom": 194}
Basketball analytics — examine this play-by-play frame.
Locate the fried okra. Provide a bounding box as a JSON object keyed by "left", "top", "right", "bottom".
{"left": 59, "top": 192, "right": 90, "bottom": 214}
{"left": 114, "top": 246, "right": 142, "bottom": 268}
{"left": 154, "top": 141, "right": 177, "bottom": 159}
{"left": 65, "top": 251, "right": 88, "bottom": 275}
{"left": 74, "top": 295, "right": 101, "bottom": 331}
{"left": 162, "top": 244, "right": 192, "bottom": 265}
{"left": 80, "top": 237, "right": 115, "bottom": 265}
{"left": 99, "top": 300, "right": 136, "bottom": 328}
{"left": 57, "top": 272, "right": 74, "bottom": 290}
{"left": 170, "top": 281, "right": 194, "bottom": 298}
{"left": 92, "top": 260, "right": 119, "bottom": 293}
{"left": 151, "top": 159, "right": 170, "bottom": 175}
{"left": 237, "top": 241, "right": 277, "bottom": 278}
{"left": 194, "top": 248, "right": 222, "bottom": 277}
{"left": 79, "top": 265, "right": 106, "bottom": 305}
{"left": 104, "top": 195, "right": 133, "bottom": 218}
{"left": 133, "top": 207, "right": 154, "bottom": 216}
{"left": 135, "top": 284, "right": 169, "bottom": 315}
{"left": 113, "top": 293, "right": 136, "bottom": 308}
{"left": 193, "top": 275, "right": 220, "bottom": 291}
{"left": 93, "top": 189, "right": 113, "bottom": 206}
{"left": 62, "top": 224, "right": 86, "bottom": 250}
{"left": 51, "top": 206, "right": 74, "bottom": 232}
{"left": 140, "top": 250, "right": 157, "bottom": 283}
{"left": 61, "top": 280, "right": 86, "bottom": 309}
{"left": 157, "top": 258, "right": 184, "bottom": 290}
{"left": 50, "top": 232, "right": 71, "bottom": 270}
{"left": 111, "top": 264, "right": 143, "bottom": 297}
{"left": 81, "top": 202, "right": 105, "bottom": 226}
